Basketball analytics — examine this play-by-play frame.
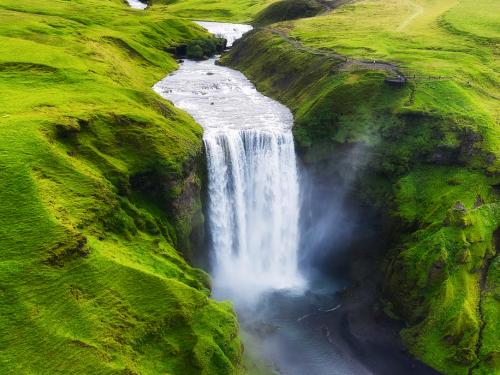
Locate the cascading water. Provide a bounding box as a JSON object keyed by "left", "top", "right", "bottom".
{"left": 154, "top": 22, "right": 304, "bottom": 303}
{"left": 194, "top": 22, "right": 252, "bottom": 47}
{"left": 130, "top": 10, "right": 440, "bottom": 371}
{"left": 204, "top": 129, "right": 303, "bottom": 300}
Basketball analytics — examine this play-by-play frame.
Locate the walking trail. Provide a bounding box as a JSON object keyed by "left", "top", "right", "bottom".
{"left": 266, "top": 27, "right": 403, "bottom": 76}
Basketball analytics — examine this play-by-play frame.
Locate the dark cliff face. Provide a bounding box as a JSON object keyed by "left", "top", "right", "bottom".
{"left": 222, "top": 28, "right": 500, "bottom": 375}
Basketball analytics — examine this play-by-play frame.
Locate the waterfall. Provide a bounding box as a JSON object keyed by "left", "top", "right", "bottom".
{"left": 204, "top": 128, "right": 303, "bottom": 298}
{"left": 154, "top": 22, "right": 304, "bottom": 302}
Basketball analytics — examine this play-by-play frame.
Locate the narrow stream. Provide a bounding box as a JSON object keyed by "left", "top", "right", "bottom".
{"left": 153, "top": 21, "right": 439, "bottom": 375}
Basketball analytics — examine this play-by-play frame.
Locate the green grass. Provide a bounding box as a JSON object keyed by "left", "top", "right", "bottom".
{"left": 391, "top": 168, "right": 500, "bottom": 374}
{"left": 150, "top": 0, "right": 280, "bottom": 22}
{"left": 1, "top": 0, "right": 498, "bottom": 373}
{"left": 223, "top": 1, "right": 500, "bottom": 372}
{"left": 0, "top": 0, "right": 242, "bottom": 373}
{"left": 252, "top": 0, "right": 324, "bottom": 27}
{"left": 286, "top": 0, "right": 500, "bottom": 170}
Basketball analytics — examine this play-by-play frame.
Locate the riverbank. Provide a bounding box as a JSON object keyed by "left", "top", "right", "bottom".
{"left": 222, "top": 1, "right": 500, "bottom": 372}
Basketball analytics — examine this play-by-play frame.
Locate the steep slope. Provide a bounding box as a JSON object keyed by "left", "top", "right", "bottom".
{"left": 223, "top": 0, "right": 499, "bottom": 373}
{"left": 252, "top": 0, "right": 324, "bottom": 27}
{"left": 0, "top": 0, "right": 241, "bottom": 373}
{"left": 150, "top": 0, "right": 280, "bottom": 22}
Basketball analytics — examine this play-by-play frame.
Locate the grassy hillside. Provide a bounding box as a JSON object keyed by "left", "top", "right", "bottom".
{"left": 0, "top": 0, "right": 242, "bottom": 373}
{"left": 252, "top": 0, "right": 324, "bottom": 27}
{"left": 223, "top": 0, "right": 500, "bottom": 373}
{"left": 150, "top": 0, "right": 280, "bottom": 22}
{"left": 288, "top": 0, "right": 499, "bottom": 164}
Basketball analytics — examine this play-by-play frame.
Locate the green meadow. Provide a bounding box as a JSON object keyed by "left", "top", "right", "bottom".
{"left": 287, "top": 0, "right": 499, "bottom": 164}
{"left": 151, "top": 0, "right": 280, "bottom": 22}
{"left": 0, "top": 0, "right": 241, "bottom": 373}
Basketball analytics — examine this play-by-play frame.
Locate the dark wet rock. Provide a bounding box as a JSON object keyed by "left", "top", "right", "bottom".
{"left": 445, "top": 201, "right": 468, "bottom": 227}
{"left": 428, "top": 260, "right": 447, "bottom": 284}
{"left": 174, "top": 44, "right": 187, "bottom": 57}
{"left": 128, "top": 158, "right": 205, "bottom": 264}
{"left": 429, "top": 145, "right": 460, "bottom": 165}
{"left": 459, "top": 128, "right": 483, "bottom": 161}
{"left": 485, "top": 152, "right": 496, "bottom": 165}
{"left": 473, "top": 194, "right": 484, "bottom": 208}
{"left": 453, "top": 201, "right": 467, "bottom": 211}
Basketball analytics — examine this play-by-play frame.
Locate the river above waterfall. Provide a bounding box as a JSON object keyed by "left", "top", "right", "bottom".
{"left": 194, "top": 21, "right": 252, "bottom": 47}
{"left": 125, "top": 0, "right": 147, "bottom": 10}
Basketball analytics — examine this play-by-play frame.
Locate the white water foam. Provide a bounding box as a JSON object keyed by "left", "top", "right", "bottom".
{"left": 125, "top": 0, "right": 147, "bottom": 10}
{"left": 154, "top": 23, "right": 304, "bottom": 303}
{"left": 195, "top": 21, "right": 253, "bottom": 47}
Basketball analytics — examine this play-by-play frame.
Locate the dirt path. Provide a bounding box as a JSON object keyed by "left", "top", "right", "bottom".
{"left": 266, "top": 28, "right": 404, "bottom": 76}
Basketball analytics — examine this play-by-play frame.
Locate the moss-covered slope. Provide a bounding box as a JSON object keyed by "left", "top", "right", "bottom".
{"left": 253, "top": 0, "right": 324, "bottom": 27}
{"left": 150, "top": 0, "right": 280, "bottom": 23}
{"left": 0, "top": 0, "right": 241, "bottom": 373}
{"left": 223, "top": 0, "right": 500, "bottom": 372}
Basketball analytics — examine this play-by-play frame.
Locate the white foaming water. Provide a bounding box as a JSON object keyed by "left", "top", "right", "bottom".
{"left": 154, "top": 23, "right": 304, "bottom": 303}
{"left": 195, "top": 21, "right": 253, "bottom": 47}
{"left": 125, "top": 0, "right": 147, "bottom": 10}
